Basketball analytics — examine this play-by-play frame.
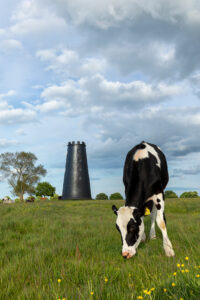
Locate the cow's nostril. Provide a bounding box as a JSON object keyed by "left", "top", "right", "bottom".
{"left": 122, "top": 252, "right": 129, "bottom": 258}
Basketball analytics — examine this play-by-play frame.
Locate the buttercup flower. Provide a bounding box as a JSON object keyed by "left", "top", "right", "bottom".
{"left": 177, "top": 264, "right": 180, "bottom": 268}
{"left": 104, "top": 277, "right": 108, "bottom": 283}
{"left": 173, "top": 272, "right": 177, "bottom": 276}
{"left": 58, "top": 279, "right": 61, "bottom": 283}
{"left": 137, "top": 296, "right": 143, "bottom": 299}
{"left": 185, "top": 256, "right": 189, "bottom": 260}
{"left": 172, "top": 283, "right": 176, "bottom": 287}
{"left": 181, "top": 264, "right": 184, "bottom": 267}
{"left": 90, "top": 291, "right": 94, "bottom": 295}
{"left": 163, "top": 288, "right": 167, "bottom": 292}
{"left": 196, "top": 274, "right": 200, "bottom": 278}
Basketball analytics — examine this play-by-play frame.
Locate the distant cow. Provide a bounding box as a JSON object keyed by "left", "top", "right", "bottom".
{"left": 112, "top": 141, "right": 175, "bottom": 259}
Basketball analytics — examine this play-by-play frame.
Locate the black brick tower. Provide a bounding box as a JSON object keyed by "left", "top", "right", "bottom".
{"left": 62, "top": 141, "right": 92, "bottom": 200}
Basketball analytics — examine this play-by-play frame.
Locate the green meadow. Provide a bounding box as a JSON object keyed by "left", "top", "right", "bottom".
{"left": 0, "top": 198, "right": 199, "bottom": 300}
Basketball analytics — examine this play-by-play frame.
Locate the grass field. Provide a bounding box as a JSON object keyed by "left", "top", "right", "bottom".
{"left": 0, "top": 198, "right": 199, "bottom": 300}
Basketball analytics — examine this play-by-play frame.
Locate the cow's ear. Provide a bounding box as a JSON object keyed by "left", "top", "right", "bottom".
{"left": 133, "top": 209, "right": 142, "bottom": 225}
{"left": 112, "top": 205, "right": 118, "bottom": 215}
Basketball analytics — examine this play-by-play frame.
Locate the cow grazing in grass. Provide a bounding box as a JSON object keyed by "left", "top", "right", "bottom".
{"left": 112, "top": 141, "right": 175, "bottom": 259}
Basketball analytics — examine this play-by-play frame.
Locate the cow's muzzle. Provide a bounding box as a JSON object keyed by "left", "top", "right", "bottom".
{"left": 122, "top": 252, "right": 133, "bottom": 259}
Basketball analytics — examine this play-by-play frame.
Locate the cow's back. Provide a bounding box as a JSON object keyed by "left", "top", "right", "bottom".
{"left": 123, "top": 141, "right": 169, "bottom": 209}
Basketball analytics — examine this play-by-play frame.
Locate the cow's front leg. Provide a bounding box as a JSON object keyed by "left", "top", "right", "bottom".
{"left": 156, "top": 193, "right": 175, "bottom": 257}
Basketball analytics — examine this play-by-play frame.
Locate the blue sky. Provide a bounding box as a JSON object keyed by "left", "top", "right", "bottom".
{"left": 1, "top": 0, "right": 200, "bottom": 198}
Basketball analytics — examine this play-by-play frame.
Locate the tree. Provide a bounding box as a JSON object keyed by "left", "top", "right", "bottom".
{"left": 95, "top": 193, "right": 108, "bottom": 200}
{"left": 164, "top": 190, "right": 178, "bottom": 198}
{"left": 109, "top": 192, "right": 123, "bottom": 200}
{"left": 180, "top": 191, "right": 199, "bottom": 198}
{"left": 0, "top": 152, "right": 46, "bottom": 201}
{"left": 35, "top": 182, "right": 55, "bottom": 197}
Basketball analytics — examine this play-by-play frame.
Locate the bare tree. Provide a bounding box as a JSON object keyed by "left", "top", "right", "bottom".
{"left": 0, "top": 152, "right": 46, "bottom": 201}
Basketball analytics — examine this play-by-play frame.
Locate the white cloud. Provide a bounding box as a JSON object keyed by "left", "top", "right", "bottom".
{"left": 0, "top": 138, "right": 19, "bottom": 148}
{"left": 0, "top": 39, "right": 22, "bottom": 53}
{"left": 0, "top": 90, "right": 16, "bottom": 100}
{"left": 36, "top": 47, "right": 107, "bottom": 77}
{"left": 38, "top": 75, "right": 183, "bottom": 117}
{"left": 10, "top": 0, "right": 67, "bottom": 36}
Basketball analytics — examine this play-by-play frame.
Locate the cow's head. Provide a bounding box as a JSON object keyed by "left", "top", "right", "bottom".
{"left": 112, "top": 205, "right": 144, "bottom": 259}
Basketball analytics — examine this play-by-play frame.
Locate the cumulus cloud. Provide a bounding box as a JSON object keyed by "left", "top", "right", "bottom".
{"left": 36, "top": 48, "right": 107, "bottom": 77}
{"left": 10, "top": 0, "right": 67, "bottom": 36}
{"left": 0, "top": 99, "right": 37, "bottom": 124}
{"left": 37, "top": 74, "right": 183, "bottom": 116}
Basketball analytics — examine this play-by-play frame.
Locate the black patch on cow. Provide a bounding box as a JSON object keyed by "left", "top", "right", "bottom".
{"left": 145, "top": 200, "right": 154, "bottom": 212}
{"left": 157, "top": 199, "right": 161, "bottom": 202}
{"left": 163, "top": 213, "right": 167, "bottom": 225}
{"left": 133, "top": 209, "right": 142, "bottom": 225}
{"left": 125, "top": 218, "right": 139, "bottom": 246}
{"left": 156, "top": 204, "right": 161, "bottom": 210}
{"left": 112, "top": 205, "right": 118, "bottom": 215}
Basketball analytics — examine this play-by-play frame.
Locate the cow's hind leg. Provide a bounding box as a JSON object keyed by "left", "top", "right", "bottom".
{"left": 156, "top": 193, "right": 175, "bottom": 257}
{"left": 150, "top": 204, "right": 157, "bottom": 239}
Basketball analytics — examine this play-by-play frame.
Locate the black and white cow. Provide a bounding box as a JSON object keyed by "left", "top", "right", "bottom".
{"left": 112, "top": 141, "right": 175, "bottom": 259}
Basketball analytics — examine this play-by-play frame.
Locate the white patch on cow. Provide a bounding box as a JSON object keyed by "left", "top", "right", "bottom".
{"left": 144, "top": 143, "right": 161, "bottom": 168}
{"left": 116, "top": 206, "right": 144, "bottom": 258}
{"left": 133, "top": 148, "right": 149, "bottom": 161}
{"left": 133, "top": 142, "right": 161, "bottom": 168}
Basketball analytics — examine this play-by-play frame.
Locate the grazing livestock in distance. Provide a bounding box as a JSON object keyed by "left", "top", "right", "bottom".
{"left": 112, "top": 141, "right": 175, "bottom": 259}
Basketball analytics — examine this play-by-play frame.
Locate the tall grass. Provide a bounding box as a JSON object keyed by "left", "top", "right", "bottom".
{"left": 0, "top": 198, "right": 199, "bottom": 299}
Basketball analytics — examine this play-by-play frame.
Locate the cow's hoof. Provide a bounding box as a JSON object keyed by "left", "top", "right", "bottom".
{"left": 165, "top": 248, "right": 175, "bottom": 257}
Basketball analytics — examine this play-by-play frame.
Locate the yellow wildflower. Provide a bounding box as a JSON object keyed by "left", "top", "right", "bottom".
{"left": 151, "top": 288, "right": 155, "bottom": 291}
{"left": 163, "top": 288, "right": 167, "bottom": 292}
{"left": 177, "top": 264, "right": 180, "bottom": 268}
{"left": 129, "top": 273, "right": 132, "bottom": 277}
{"left": 57, "top": 279, "right": 61, "bottom": 283}
{"left": 180, "top": 298, "right": 184, "bottom": 300}
{"left": 185, "top": 269, "right": 189, "bottom": 273}
{"left": 90, "top": 291, "right": 94, "bottom": 295}
{"left": 196, "top": 274, "right": 200, "bottom": 278}
{"left": 62, "top": 298, "right": 66, "bottom": 300}
{"left": 146, "top": 291, "right": 151, "bottom": 295}
{"left": 137, "top": 297, "right": 143, "bottom": 300}
{"left": 173, "top": 272, "right": 177, "bottom": 276}
{"left": 185, "top": 256, "right": 189, "bottom": 260}
{"left": 143, "top": 290, "right": 148, "bottom": 294}
{"left": 172, "top": 283, "right": 176, "bottom": 287}
{"left": 181, "top": 264, "right": 184, "bottom": 267}
{"left": 181, "top": 270, "right": 185, "bottom": 273}
{"left": 104, "top": 277, "right": 108, "bottom": 283}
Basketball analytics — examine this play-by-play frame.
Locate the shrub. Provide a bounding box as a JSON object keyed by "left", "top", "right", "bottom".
{"left": 35, "top": 182, "right": 55, "bottom": 197}
{"left": 109, "top": 192, "right": 123, "bottom": 200}
{"left": 50, "top": 194, "right": 59, "bottom": 201}
{"left": 14, "top": 198, "right": 21, "bottom": 203}
{"left": 180, "top": 191, "right": 199, "bottom": 198}
{"left": 164, "top": 190, "right": 178, "bottom": 198}
{"left": 95, "top": 193, "right": 108, "bottom": 200}
{"left": 26, "top": 196, "right": 35, "bottom": 202}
